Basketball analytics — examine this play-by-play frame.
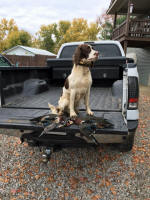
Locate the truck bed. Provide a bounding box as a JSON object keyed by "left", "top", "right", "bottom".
{"left": 0, "top": 58, "right": 126, "bottom": 139}
{"left": 0, "top": 85, "right": 127, "bottom": 138}
{"left": 4, "top": 86, "right": 121, "bottom": 111}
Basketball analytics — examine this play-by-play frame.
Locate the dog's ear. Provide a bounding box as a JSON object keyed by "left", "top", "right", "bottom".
{"left": 73, "top": 45, "right": 82, "bottom": 65}
{"left": 73, "top": 44, "right": 92, "bottom": 65}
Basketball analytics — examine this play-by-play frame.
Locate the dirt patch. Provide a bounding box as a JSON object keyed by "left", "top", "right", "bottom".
{"left": 140, "top": 85, "right": 150, "bottom": 96}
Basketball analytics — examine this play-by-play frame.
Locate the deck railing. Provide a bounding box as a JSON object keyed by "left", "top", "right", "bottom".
{"left": 112, "top": 20, "right": 127, "bottom": 40}
{"left": 129, "top": 19, "right": 150, "bottom": 37}
{"left": 112, "top": 19, "right": 150, "bottom": 40}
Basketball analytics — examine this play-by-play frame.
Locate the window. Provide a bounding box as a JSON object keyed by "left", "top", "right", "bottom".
{"left": 60, "top": 45, "right": 77, "bottom": 58}
{"left": 60, "top": 44, "right": 122, "bottom": 58}
{"left": 93, "top": 44, "right": 121, "bottom": 57}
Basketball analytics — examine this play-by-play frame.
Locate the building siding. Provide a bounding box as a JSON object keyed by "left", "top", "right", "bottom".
{"left": 127, "top": 47, "right": 150, "bottom": 86}
{"left": 4, "top": 54, "right": 56, "bottom": 67}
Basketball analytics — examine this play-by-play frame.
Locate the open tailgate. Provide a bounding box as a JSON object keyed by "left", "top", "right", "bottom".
{"left": 0, "top": 108, "right": 128, "bottom": 139}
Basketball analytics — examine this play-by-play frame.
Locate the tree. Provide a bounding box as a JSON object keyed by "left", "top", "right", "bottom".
{"left": 36, "top": 18, "right": 100, "bottom": 53}
{"left": 62, "top": 18, "right": 88, "bottom": 42}
{"left": 97, "top": 12, "right": 126, "bottom": 40}
{"left": 0, "top": 18, "right": 18, "bottom": 39}
{"left": 0, "top": 18, "right": 18, "bottom": 52}
{"left": 58, "top": 18, "right": 100, "bottom": 46}
{"left": 18, "top": 30, "right": 32, "bottom": 46}
{"left": 5, "top": 30, "right": 32, "bottom": 50}
{"left": 58, "top": 20, "right": 71, "bottom": 40}
{"left": 0, "top": 18, "right": 32, "bottom": 52}
{"left": 97, "top": 13, "right": 113, "bottom": 40}
{"left": 1, "top": 18, "right": 100, "bottom": 54}
{"left": 56, "top": 20, "right": 71, "bottom": 51}
{"left": 117, "top": 15, "right": 126, "bottom": 25}
{"left": 36, "top": 23, "right": 58, "bottom": 53}
{"left": 36, "top": 21, "right": 71, "bottom": 53}
{"left": 87, "top": 22, "right": 100, "bottom": 41}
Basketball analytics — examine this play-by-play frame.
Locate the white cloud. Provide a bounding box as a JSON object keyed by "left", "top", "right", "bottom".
{"left": 0, "top": 0, "right": 111, "bottom": 34}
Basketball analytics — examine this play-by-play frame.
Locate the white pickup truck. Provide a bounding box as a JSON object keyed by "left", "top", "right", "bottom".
{"left": 0, "top": 40, "right": 139, "bottom": 160}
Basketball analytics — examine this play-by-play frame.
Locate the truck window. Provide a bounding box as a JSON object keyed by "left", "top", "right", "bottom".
{"left": 60, "top": 45, "right": 77, "bottom": 58}
{"left": 59, "top": 44, "right": 122, "bottom": 58}
{"left": 94, "top": 44, "right": 122, "bottom": 57}
{"left": 0, "top": 56, "right": 11, "bottom": 66}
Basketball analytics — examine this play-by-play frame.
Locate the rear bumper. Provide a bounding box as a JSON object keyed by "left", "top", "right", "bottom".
{"left": 92, "top": 133, "right": 128, "bottom": 143}
{"left": 127, "top": 109, "right": 139, "bottom": 120}
{"left": 20, "top": 131, "right": 129, "bottom": 147}
{"left": 127, "top": 120, "right": 138, "bottom": 132}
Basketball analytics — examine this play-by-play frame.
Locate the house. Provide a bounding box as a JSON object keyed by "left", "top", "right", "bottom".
{"left": 107, "top": 0, "right": 150, "bottom": 86}
{"left": 3, "top": 46, "right": 56, "bottom": 67}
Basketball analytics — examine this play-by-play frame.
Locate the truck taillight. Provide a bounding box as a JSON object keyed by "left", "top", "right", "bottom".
{"left": 128, "top": 77, "right": 139, "bottom": 110}
{"left": 128, "top": 98, "right": 138, "bottom": 109}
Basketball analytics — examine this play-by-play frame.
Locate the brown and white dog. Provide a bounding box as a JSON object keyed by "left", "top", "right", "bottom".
{"left": 48, "top": 44, "right": 99, "bottom": 118}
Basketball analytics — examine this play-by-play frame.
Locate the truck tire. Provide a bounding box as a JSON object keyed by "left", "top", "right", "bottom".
{"left": 23, "top": 79, "right": 49, "bottom": 95}
{"left": 118, "top": 131, "right": 135, "bottom": 152}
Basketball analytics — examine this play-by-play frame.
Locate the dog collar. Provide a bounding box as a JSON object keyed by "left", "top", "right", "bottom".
{"left": 79, "top": 59, "right": 94, "bottom": 67}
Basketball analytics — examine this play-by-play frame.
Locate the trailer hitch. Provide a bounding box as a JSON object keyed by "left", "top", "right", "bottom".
{"left": 42, "top": 147, "right": 53, "bottom": 163}
{"left": 20, "top": 131, "right": 63, "bottom": 163}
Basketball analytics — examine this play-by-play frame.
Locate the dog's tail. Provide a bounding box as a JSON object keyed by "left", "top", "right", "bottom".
{"left": 48, "top": 103, "right": 59, "bottom": 114}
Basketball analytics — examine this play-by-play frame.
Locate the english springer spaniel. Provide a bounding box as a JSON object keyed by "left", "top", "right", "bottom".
{"left": 48, "top": 44, "right": 99, "bottom": 118}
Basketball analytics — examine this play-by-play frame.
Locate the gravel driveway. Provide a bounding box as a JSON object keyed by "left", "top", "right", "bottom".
{"left": 0, "top": 86, "right": 150, "bottom": 200}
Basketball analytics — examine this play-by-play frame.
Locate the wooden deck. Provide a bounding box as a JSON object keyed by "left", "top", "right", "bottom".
{"left": 112, "top": 19, "right": 150, "bottom": 47}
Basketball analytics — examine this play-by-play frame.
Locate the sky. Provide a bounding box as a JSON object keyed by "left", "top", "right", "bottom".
{"left": 0, "top": 0, "right": 111, "bottom": 35}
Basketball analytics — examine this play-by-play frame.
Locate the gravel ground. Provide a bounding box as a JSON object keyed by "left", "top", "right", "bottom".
{"left": 0, "top": 86, "right": 150, "bottom": 200}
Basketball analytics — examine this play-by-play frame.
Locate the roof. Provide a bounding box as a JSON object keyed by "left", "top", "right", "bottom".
{"left": 3, "top": 45, "right": 56, "bottom": 56}
{"left": 107, "top": 0, "right": 150, "bottom": 15}
{"left": 60, "top": 40, "right": 122, "bottom": 45}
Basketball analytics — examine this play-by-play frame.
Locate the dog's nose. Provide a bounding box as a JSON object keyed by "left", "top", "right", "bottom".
{"left": 94, "top": 51, "right": 99, "bottom": 56}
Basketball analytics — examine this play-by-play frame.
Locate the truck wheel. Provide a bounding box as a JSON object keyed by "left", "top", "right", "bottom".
{"left": 118, "top": 131, "right": 135, "bottom": 152}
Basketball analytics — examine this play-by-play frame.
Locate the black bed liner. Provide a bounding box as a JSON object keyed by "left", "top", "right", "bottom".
{"left": 4, "top": 86, "right": 121, "bottom": 110}
{"left": 0, "top": 108, "right": 128, "bottom": 135}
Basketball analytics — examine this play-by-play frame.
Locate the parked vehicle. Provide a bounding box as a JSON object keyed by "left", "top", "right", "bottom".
{"left": 0, "top": 54, "right": 12, "bottom": 67}
{"left": 0, "top": 41, "right": 139, "bottom": 161}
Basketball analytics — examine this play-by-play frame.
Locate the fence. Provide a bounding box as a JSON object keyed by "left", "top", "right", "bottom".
{"left": 3, "top": 54, "right": 56, "bottom": 67}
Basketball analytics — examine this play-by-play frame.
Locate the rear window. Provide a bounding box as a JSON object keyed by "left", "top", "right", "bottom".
{"left": 60, "top": 44, "right": 122, "bottom": 58}
{"left": 0, "top": 56, "right": 11, "bottom": 66}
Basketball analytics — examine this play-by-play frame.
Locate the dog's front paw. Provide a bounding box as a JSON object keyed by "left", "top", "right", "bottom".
{"left": 87, "top": 110, "right": 94, "bottom": 116}
{"left": 75, "top": 109, "right": 79, "bottom": 115}
{"left": 70, "top": 111, "right": 77, "bottom": 118}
